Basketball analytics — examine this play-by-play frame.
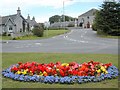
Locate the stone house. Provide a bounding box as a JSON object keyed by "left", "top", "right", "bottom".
{"left": 26, "top": 14, "right": 38, "bottom": 31}
{"left": 78, "top": 9, "right": 97, "bottom": 28}
{"left": 0, "top": 7, "right": 38, "bottom": 35}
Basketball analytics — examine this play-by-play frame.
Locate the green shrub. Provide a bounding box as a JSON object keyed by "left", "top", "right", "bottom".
{"left": 12, "top": 36, "right": 22, "bottom": 40}
{"left": 92, "top": 24, "right": 97, "bottom": 31}
{"left": 68, "top": 23, "right": 75, "bottom": 27}
{"left": 108, "top": 30, "right": 120, "bottom": 36}
{"left": 33, "top": 25, "right": 44, "bottom": 37}
{"left": 8, "top": 34, "right": 11, "bottom": 36}
{"left": 2, "top": 32, "right": 7, "bottom": 36}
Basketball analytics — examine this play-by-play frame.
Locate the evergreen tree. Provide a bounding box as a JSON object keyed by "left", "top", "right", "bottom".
{"left": 93, "top": 1, "right": 120, "bottom": 36}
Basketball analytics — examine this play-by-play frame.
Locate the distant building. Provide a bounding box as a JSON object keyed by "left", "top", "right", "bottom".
{"left": 78, "top": 9, "right": 97, "bottom": 28}
{"left": 0, "top": 7, "right": 38, "bottom": 35}
{"left": 26, "top": 14, "right": 38, "bottom": 30}
{"left": 49, "top": 21, "right": 75, "bottom": 28}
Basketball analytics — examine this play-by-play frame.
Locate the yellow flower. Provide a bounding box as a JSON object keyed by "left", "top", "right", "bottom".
{"left": 39, "top": 72, "right": 43, "bottom": 76}
{"left": 105, "top": 71, "right": 108, "bottom": 74}
{"left": 43, "top": 71, "right": 47, "bottom": 74}
{"left": 96, "top": 69, "right": 101, "bottom": 73}
{"left": 61, "top": 63, "right": 69, "bottom": 66}
{"left": 100, "top": 66, "right": 105, "bottom": 70}
{"left": 25, "top": 69, "right": 28, "bottom": 72}
{"left": 22, "top": 70, "right": 27, "bottom": 75}
{"left": 29, "top": 71, "right": 33, "bottom": 76}
{"left": 16, "top": 71, "right": 21, "bottom": 74}
{"left": 56, "top": 69, "right": 59, "bottom": 72}
{"left": 102, "top": 69, "right": 106, "bottom": 72}
{"left": 39, "top": 73, "right": 43, "bottom": 76}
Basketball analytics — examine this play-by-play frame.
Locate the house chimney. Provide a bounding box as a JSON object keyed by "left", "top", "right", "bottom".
{"left": 17, "top": 7, "right": 21, "bottom": 15}
{"left": 32, "top": 16, "right": 35, "bottom": 21}
{"left": 27, "top": 14, "right": 30, "bottom": 20}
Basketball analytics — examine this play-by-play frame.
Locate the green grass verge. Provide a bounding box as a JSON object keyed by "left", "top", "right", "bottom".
{"left": 1, "top": 30, "right": 70, "bottom": 40}
{"left": 2, "top": 53, "right": 119, "bottom": 88}
{"left": 98, "top": 35, "right": 120, "bottom": 39}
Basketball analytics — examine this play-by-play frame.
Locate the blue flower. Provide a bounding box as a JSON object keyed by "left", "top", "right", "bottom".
{"left": 54, "top": 76, "right": 60, "bottom": 83}
{"left": 77, "top": 78, "right": 83, "bottom": 84}
{"left": 19, "top": 75, "right": 25, "bottom": 81}
{"left": 4, "top": 73, "right": 10, "bottom": 78}
{"left": 13, "top": 74, "right": 20, "bottom": 80}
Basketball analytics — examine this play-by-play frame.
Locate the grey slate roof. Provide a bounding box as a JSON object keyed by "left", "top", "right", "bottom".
{"left": 79, "top": 9, "right": 97, "bottom": 17}
{"left": 2, "top": 14, "right": 17, "bottom": 25}
{"left": 26, "top": 19, "right": 39, "bottom": 27}
{"left": 30, "top": 20, "right": 37, "bottom": 26}
{"left": 1, "top": 14, "right": 27, "bottom": 25}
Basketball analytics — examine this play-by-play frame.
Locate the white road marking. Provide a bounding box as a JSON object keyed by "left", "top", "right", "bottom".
{"left": 15, "top": 43, "right": 42, "bottom": 48}
{"left": 63, "top": 35, "right": 88, "bottom": 43}
{"left": 25, "top": 46, "right": 29, "bottom": 47}
{"left": 35, "top": 43, "right": 41, "bottom": 45}
{"left": 15, "top": 46, "right": 24, "bottom": 48}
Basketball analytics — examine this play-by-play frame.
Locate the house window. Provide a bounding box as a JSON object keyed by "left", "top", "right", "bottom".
{"left": 87, "top": 16, "right": 89, "bottom": 19}
{"left": 9, "top": 26, "right": 13, "bottom": 30}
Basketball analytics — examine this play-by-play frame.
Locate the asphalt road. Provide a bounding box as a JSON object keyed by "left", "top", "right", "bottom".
{"left": 2, "top": 28, "right": 118, "bottom": 54}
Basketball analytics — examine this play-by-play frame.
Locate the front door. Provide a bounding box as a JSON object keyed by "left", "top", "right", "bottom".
{"left": 87, "top": 22, "right": 90, "bottom": 28}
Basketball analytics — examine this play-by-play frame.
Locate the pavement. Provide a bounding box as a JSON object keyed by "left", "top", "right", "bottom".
{"left": 1, "top": 28, "right": 118, "bottom": 54}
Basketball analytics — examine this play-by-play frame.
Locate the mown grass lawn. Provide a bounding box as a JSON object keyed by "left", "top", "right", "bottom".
{"left": 98, "top": 35, "right": 120, "bottom": 39}
{"left": 2, "top": 53, "right": 119, "bottom": 88}
{"left": 1, "top": 30, "right": 69, "bottom": 40}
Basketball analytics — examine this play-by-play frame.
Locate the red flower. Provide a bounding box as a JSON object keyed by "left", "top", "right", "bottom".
{"left": 11, "top": 66, "right": 18, "bottom": 72}
{"left": 60, "top": 69, "right": 65, "bottom": 77}
{"left": 18, "top": 62, "right": 22, "bottom": 65}
{"left": 10, "top": 60, "right": 113, "bottom": 77}
{"left": 85, "top": 68, "right": 89, "bottom": 72}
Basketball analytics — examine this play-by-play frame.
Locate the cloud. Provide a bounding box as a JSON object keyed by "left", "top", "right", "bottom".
{"left": 0, "top": 0, "right": 76, "bottom": 16}
{"left": 0, "top": 0, "right": 75, "bottom": 9}
{"left": 75, "top": 0, "right": 103, "bottom": 2}
{"left": 0, "top": 0, "right": 106, "bottom": 22}
{"left": 0, "top": 0, "right": 103, "bottom": 10}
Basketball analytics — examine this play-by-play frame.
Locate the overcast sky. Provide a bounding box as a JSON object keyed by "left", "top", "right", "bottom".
{"left": 0, "top": 0, "right": 106, "bottom": 23}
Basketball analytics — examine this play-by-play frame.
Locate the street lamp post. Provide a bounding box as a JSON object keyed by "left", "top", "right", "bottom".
{"left": 62, "top": 0, "right": 73, "bottom": 30}
{"left": 44, "top": 21, "right": 50, "bottom": 37}
{"left": 63, "top": 1, "right": 65, "bottom": 29}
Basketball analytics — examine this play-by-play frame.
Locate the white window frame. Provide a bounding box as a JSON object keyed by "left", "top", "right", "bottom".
{"left": 8, "top": 25, "right": 13, "bottom": 33}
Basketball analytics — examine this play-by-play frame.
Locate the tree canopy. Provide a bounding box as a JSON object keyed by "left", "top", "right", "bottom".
{"left": 93, "top": 1, "right": 120, "bottom": 36}
{"left": 49, "top": 15, "right": 75, "bottom": 24}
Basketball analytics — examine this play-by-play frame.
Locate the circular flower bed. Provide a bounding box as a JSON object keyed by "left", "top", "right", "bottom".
{"left": 2, "top": 60, "right": 119, "bottom": 84}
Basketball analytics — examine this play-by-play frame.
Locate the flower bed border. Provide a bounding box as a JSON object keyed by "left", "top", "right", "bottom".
{"left": 2, "top": 65, "right": 119, "bottom": 84}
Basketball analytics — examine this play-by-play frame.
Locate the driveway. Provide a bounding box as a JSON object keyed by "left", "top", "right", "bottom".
{"left": 2, "top": 28, "right": 118, "bottom": 54}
